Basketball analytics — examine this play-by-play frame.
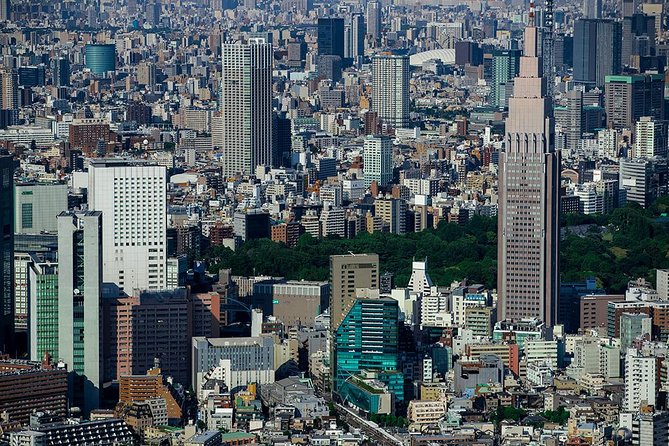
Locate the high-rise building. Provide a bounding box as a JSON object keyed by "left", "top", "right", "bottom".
{"left": 0, "top": 68, "right": 18, "bottom": 126}
{"left": 88, "top": 159, "right": 167, "bottom": 292}
{"left": 554, "top": 90, "right": 584, "bottom": 152}
{"left": 52, "top": 57, "right": 70, "bottom": 87}
{"left": 350, "top": 13, "right": 366, "bottom": 63}
{"left": 57, "top": 211, "right": 103, "bottom": 415}
{"left": 491, "top": 49, "right": 520, "bottom": 108}
{"left": 583, "top": 0, "right": 602, "bottom": 19}
{"left": 220, "top": 39, "right": 273, "bottom": 177}
{"left": 14, "top": 183, "right": 68, "bottom": 234}
{"left": 28, "top": 253, "right": 59, "bottom": 361}
{"left": 0, "top": 154, "right": 16, "bottom": 353}
{"left": 497, "top": 15, "right": 560, "bottom": 327}
{"left": 329, "top": 254, "right": 379, "bottom": 332}
{"left": 573, "top": 19, "right": 622, "bottom": 87}
{"left": 622, "top": 13, "right": 656, "bottom": 68}
{"left": 635, "top": 117, "right": 668, "bottom": 158}
{"left": 631, "top": 409, "right": 669, "bottom": 446}
{"left": 371, "top": 54, "right": 409, "bottom": 129}
{"left": 624, "top": 348, "right": 658, "bottom": 413}
{"left": 605, "top": 74, "right": 665, "bottom": 131}
{"left": 362, "top": 135, "right": 393, "bottom": 188}
{"left": 84, "top": 44, "right": 116, "bottom": 75}
{"left": 0, "top": 0, "right": 10, "bottom": 22}
{"left": 366, "top": 1, "right": 382, "bottom": 42}
{"left": 333, "top": 297, "right": 402, "bottom": 396}
{"left": 317, "top": 18, "right": 345, "bottom": 58}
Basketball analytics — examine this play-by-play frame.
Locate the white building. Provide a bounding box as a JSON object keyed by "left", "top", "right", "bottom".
{"left": 634, "top": 117, "right": 668, "bottom": 158}
{"left": 407, "top": 259, "right": 434, "bottom": 295}
{"left": 88, "top": 159, "right": 167, "bottom": 292}
{"left": 362, "top": 135, "right": 393, "bottom": 188}
{"left": 220, "top": 39, "right": 273, "bottom": 176}
{"left": 624, "top": 348, "right": 658, "bottom": 413}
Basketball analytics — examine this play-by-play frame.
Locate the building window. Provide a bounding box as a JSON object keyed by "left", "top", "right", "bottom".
{"left": 21, "top": 203, "right": 33, "bottom": 229}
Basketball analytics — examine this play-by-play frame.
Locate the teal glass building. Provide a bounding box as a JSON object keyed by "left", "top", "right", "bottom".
{"left": 85, "top": 44, "right": 116, "bottom": 75}
{"left": 334, "top": 297, "right": 404, "bottom": 411}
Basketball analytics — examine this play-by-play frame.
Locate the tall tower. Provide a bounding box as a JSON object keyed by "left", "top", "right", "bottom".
{"left": 220, "top": 39, "right": 273, "bottom": 177}
{"left": 497, "top": 6, "right": 560, "bottom": 327}
{"left": 57, "top": 211, "right": 103, "bottom": 415}
{"left": 371, "top": 54, "right": 409, "bottom": 130}
{"left": 0, "top": 154, "right": 16, "bottom": 354}
{"left": 542, "top": 0, "right": 555, "bottom": 98}
{"left": 366, "top": 0, "right": 382, "bottom": 43}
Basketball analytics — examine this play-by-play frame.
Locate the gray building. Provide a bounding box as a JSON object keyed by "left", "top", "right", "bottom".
{"left": 14, "top": 183, "right": 68, "bottom": 234}
{"left": 619, "top": 158, "right": 657, "bottom": 208}
{"left": 453, "top": 355, "right": 504, "bottom": 395}
{"left": 573, "top": 19, "right": 622, "bottom": 88}
{"left": 57, "top": 211, "right": 103, "bottom": 415}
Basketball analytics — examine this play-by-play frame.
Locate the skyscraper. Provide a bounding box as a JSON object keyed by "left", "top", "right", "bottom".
{"left": 220, "top": 39, "right": 273, "bottom": 177}
{"left": 329, "top": 254, "right": 379, "bottom": 332}
{"left": 363, "top": 135, "right": 393, "bottom": 188}
{"left": 350, "top": 13, "right": 366, "bottom": 63}
{"left": 635, "top": 117, "right": 668, "bottom": 158}
{"left": 371, "top": 54, "right": 409, "bottom": 129}
{"left": 52, "top": 57, "right": 70, "bottom": 87}
{"left": 573, "top": 19, "right": 622, "bottom": 87}
{"left": 88, "top": 159, "right": 167, "bottom": 292}
{"left": 0, "top": 68, "right": 18, "bottom": 126}
{"left": 57, "top": 211, "right": 103, "bottom": 415}
{"left": 366, "top": 1, "right": 382, "bottom": 43}
{"left": 497, "top": 11, "right": 560, "bottom": 327}
{"left": 317, "top": 18, "right": 345, "bottom": 58}
{"left": 0, "top": 154, "right": 16, "bottom": 353}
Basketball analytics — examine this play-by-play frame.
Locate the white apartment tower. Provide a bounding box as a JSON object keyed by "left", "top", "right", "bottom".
{"left": 371, "top": 54, "right": 409, "bottom": 129}
{"left": 634, "top": 117, "right": 668, "bottom": 158}
{"left": 88, "top": 159, "right": 167, "bottom": 292}
{"left": 624, "top": 348, "right": 658, "bottom": 413}
{"left": 363, "top": 135, "right": 393, "bottom": 188}
{"left": 220, "top": 39, "right": 273, "bottom": 177}
{"left": 497, "top": 12, "right": 560, "bottom": 326}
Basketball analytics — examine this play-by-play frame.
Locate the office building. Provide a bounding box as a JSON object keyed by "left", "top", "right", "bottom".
{"left": 620, "top": 312, "right": 652, "bottom": 350}
{"left": 0, "top": 0, "right": 9, "bottom": 21}
{"left": 583, "top": 0, "right": 602, "bottom": 19}
{"left": 366, "top": 1, "right": 381, "bottom": 42}
{"left": 371, "top": 54, "right": 409, "bottom": 129}
{"left": 554, "top": 90, "right": 583, "bottom": 152}
{"left": 0, "top": 155, "right": 16, "bottom": 353}
{"left": 363, "top": 135, "right": 393, "bottom": 188}
{"left": 252, "top": 280, "right": 329, "bottom": 327}
{"left": 317, "top": 18, "right": 345, "bottom": 58}
{"left": 634, "top": 117, "right": 668, "bottom": 158}
{"left": 491, "top": 49, "right": 520, "bottom": 108}
{"left": 192, "top": 336, "right": 275, "bottom": 395}
{"left": 11, "top": 415, "right": 135, "bottom": 446}
{"left": 84, "top": 44, "right": 116, "bottom": 75}
{"left": 0, "top": 359, "right": 67, "bottom": 425}
{"left": 119, "top": 367, "right": 183, "bottom": 422}
{"left": 14, "top": 183, "right": 67, "bottom": 234}
{"left": 52, "top": 57, "right": 70, "bottom": 87}
{"left": 497, "top": 16, "right": 560, "bottom": 326}
{"left": 28, "top": 255, "right": 59, "bottom": 361}
{"left": 104, "top": 289, "right": 192, "bottom": 386}
{"left": 57, "top": 211, "right": 103, "bottom": 415}
{"left": 333, "top": 297, "right": 402, "bottom": 394}
{"left": 220, "top": 40, "right": 273, "bottom": 176}
{"left": 573, "top": 19, "right": 622, "bottom": 87}
{"left": 88, "top": 159, "right": 167, "bottom": 292}
{"left": 605, "top": 74, "right": 665, "bottom": 131}
{"left": 619, "top": 158, "right": 656, "bottom": 208}
{"left": 329, "top": 254, "right": 379, "bottom": 331}
{"left": 233, "top": 209, "right": 270, "bottom": 241}
{"left": 68, "top": 119, "right": 111, "bottom": 156}
{"left": 622, "top": 13, "right": 656, "bottom": 68}
{"left": 350, "top": 13, "right": 365, "bottom": 62}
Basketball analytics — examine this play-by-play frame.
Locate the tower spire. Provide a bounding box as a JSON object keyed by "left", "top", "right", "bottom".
{"left": 529, "top": 0, "right": 536, "bottom": 27}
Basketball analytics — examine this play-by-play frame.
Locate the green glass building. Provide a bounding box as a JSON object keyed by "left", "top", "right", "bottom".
{"left": 28, "top": 254, "right": 59, "bottom": 361}
{"left": 334, "top": 297, "right": 404, "bottom": 411}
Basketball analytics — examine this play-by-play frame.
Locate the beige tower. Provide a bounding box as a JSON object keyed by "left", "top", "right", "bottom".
{"left": 329, "top": 254, "right": 379, "bottom": 331}
{"left": 497, "top": 10, "right": 560, "bottom": 327}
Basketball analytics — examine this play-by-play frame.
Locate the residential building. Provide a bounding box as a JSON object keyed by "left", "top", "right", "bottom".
{"left": 220, "top": 39, "right": 273, "bottom": 176}
{"left": 371, "top": 54, "right": 410, "bottom": 129}
{"left": 363, "top": 135, "right": 393, "bottom": 188}
{"left": 634, "top": 117, "right": 668, "bottom": 158}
